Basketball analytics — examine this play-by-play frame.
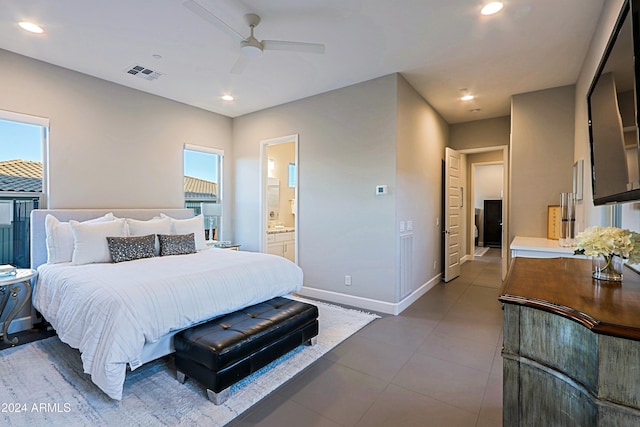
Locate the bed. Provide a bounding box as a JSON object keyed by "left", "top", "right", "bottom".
{"left": 30, "top": 209, "right": 303, "bottom": 400}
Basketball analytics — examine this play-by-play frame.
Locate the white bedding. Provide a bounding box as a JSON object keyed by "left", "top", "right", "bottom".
{"left": 33, "top": 248, "right": 303, "bottom": 400}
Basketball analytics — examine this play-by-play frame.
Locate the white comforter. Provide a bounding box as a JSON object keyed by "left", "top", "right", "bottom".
{"left": 33, "top": 249, "right": 303, "bottom": 400}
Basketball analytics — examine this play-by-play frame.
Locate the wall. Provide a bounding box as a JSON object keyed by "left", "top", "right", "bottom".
{"left": 233, "top": 75, "right": 399, "bottom": 306}
{"left": 511, "top": 85, "right": 576, "bottom": 242}
{"left": 1, "top": 48, "right": 233, "bottom": 330}
{"left": 0, "top": 49, "right": 233, "bottom": 213}
{"left": 233, "top": 74, "right": 447, "bottom": 311}
{"left": 396, "top": 75, "right": 448, "bottom": 300}
{"left": 449, "top": 116, "right": 510, "bottom": 150}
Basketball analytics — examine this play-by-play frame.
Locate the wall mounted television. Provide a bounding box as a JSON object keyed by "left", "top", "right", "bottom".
{"left": 587, "top": 0, "right": 640, "bottom": 205}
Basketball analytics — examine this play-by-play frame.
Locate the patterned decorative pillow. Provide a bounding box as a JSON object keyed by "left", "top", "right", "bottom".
{"left": 157, "top": 233, "right": 196, "bottom": 256}
{"left": 106, "top": 234, "right": 156, "bottom": 263}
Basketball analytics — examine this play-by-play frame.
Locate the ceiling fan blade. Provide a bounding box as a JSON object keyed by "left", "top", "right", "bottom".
{"left": 230, "top": 54, "right": 250, "bottom": 74}
{"left": 183, "top": 0, "right": 245, "bottom": 42}
{"left": 262, "top": 40, "right": 326, "bottom": 54}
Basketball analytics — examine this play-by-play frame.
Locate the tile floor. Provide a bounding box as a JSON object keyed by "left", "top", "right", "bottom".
{"left": 229, "top": 249, "right": 504, "bottom": 427}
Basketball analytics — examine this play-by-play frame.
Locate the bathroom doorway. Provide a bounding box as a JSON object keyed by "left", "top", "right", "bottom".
{"left": 260, "top": 134, "right": 298, "bottom": 263}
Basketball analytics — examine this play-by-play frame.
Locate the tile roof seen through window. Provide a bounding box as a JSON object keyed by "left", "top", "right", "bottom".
{"left": 184, "top": 176, "right": 217, "bottom": 201}
{"left": 0, "top": 159, "right": 42, "bottom": 192}
{"left": 0, "top": 159, "right": 217, "bottom": 198}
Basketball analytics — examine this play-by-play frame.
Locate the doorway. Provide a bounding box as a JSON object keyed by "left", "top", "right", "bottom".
{"left": 483, "top": 199, "right": 502, "bottom": 248}
{"left": 260, "top": 134, "right": 298, "bottom": 263}
{"left": 472, "top": 162, "right": 504, "bottom": 251}
{"left": 459, "top": 146, "right": 509, "bottom": 280}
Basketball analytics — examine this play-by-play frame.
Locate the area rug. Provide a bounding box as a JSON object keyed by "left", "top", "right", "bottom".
{"left": 0, "top": 297, "right": 379, "bottom": 426}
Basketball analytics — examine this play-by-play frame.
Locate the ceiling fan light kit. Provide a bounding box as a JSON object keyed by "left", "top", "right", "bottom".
{"left": 241, "top": 40, "right": 263, "bottom": 57}
{"left": 240, "top": 13, "right": 264, "bottom": 57}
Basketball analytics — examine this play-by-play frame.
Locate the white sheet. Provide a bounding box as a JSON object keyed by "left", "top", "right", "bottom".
{"left": 33, "top": 248, "right": 303, "bottom": 400}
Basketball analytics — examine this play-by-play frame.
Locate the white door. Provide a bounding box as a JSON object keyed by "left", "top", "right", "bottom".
{"left": 444, "top": 147, "right": 462, "bottom": 282}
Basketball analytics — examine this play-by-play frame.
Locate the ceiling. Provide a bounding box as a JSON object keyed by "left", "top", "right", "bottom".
{"left": 0, "top": 0, "right": 605, "bottom": 124}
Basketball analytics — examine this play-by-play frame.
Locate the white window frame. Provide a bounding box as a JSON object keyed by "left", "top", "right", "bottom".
{"left": 183, "top": 143, "right": 224, "bottom": 240}
{"left": 0, "top": 110, "right": 49, "bottom": 207}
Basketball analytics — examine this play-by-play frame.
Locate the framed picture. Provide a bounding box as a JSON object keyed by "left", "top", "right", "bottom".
{"left": 547, "top": 205, "right": 561, "bottom": 240}
{"left": 573, "top": 160, "right": 584, "bottom": 201}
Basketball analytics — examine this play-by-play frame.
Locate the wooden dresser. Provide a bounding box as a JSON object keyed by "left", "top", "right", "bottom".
{"left": 500, "top": 257, "right": 640, "bottom": 426}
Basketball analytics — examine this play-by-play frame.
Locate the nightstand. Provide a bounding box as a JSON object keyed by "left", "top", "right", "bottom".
{"left": 219, "top": 244, "right": 240, "bottom": 251}
{"left": 206, "top": 241, "right": 241, "bottom": 251}
{"left": 0, "top": 268, "right": 37, "bottom": 345}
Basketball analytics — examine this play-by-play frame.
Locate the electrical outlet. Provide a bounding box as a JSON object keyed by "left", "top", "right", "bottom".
{"left": 345, "top": 275, "right": 352, "bottom": 286}
{"left": 433, "top": 261, "right": 437, "bottom": 270}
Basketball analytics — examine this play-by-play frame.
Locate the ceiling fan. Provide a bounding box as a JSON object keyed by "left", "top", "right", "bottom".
{"left": 183, "top": 0, "right": 326, "bottom": 74}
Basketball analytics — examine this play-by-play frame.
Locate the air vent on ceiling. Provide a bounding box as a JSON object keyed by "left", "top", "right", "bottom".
{"left": 125, "top": 65, "right": 163, "bottom": 81}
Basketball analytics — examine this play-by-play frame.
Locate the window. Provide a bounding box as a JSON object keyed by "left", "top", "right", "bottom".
{"left": 0, "top": 111, "right": 48, "bottom": 267}
{"left": 183, "top": 144, "right": 223, "bottom": 241}
{"left": 288, "top": 162, "right": 296, "bottom": 188}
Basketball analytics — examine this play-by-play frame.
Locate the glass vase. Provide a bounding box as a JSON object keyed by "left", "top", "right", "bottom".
{"left": 559, "top": 192, "right": 576, "bottom": 247}
{"left": 592, "top": 255, "right": 624, "bottom": 282}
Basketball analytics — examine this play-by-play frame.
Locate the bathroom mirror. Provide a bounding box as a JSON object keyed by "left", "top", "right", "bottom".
{"left": 267, "top": 178, "right": 280, "bottom": 220}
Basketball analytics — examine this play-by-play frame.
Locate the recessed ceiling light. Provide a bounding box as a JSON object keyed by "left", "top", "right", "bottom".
{"left": 461, "top": 94, "right": 475, "bottom": 101}
{"left": 221, "top": 95, "right": 234, "bottom": 101}
{"left": 481, "top": 2, "right": 504, "bottom": 16}
{"left": 18, "top": 21, "right": 44, "bottom": 34}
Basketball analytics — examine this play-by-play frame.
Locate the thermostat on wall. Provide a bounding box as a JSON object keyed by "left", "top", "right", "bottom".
{"left": 376, "top": 185, "right": 388, "bottom": 195}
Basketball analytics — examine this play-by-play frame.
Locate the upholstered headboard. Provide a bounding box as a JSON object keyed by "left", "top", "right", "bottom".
{"left": 30, "top": 208, "right": 194, "bottom": 269}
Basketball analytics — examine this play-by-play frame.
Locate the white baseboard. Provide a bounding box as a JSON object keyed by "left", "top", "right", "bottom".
{"left": 298, "top": 274, "right": 441, "bottom": 316}
{"left": 394, "top": 274, "right": 441, "bottom": 314}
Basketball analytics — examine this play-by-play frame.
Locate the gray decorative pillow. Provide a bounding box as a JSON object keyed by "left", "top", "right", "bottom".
{"left": 106, "top": 234, "right": 156, "bottom": 263}
{"left": 158, "top": 233, "right": 196, "bottom": 256}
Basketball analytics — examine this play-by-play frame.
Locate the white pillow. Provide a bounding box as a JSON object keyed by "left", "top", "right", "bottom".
{"left": 160, "top": 213, "right": 207, "bottom": 251}
{"left": 70, "top": 218, "right": 127, "bottom": 265}
{"left": 45, "top": 213, "right": 114, "bottom": 263}
{"left": 125, "top": 217, "right": 172, "bottom": 254}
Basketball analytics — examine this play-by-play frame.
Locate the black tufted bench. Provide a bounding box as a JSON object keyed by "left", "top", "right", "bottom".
{"left": 174, "top": 296, "right": 319, "bottom": 405}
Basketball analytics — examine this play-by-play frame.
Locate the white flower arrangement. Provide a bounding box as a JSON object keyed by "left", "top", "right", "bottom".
{"left": 574, "top": 226, "right": 640, "bottom": 264}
